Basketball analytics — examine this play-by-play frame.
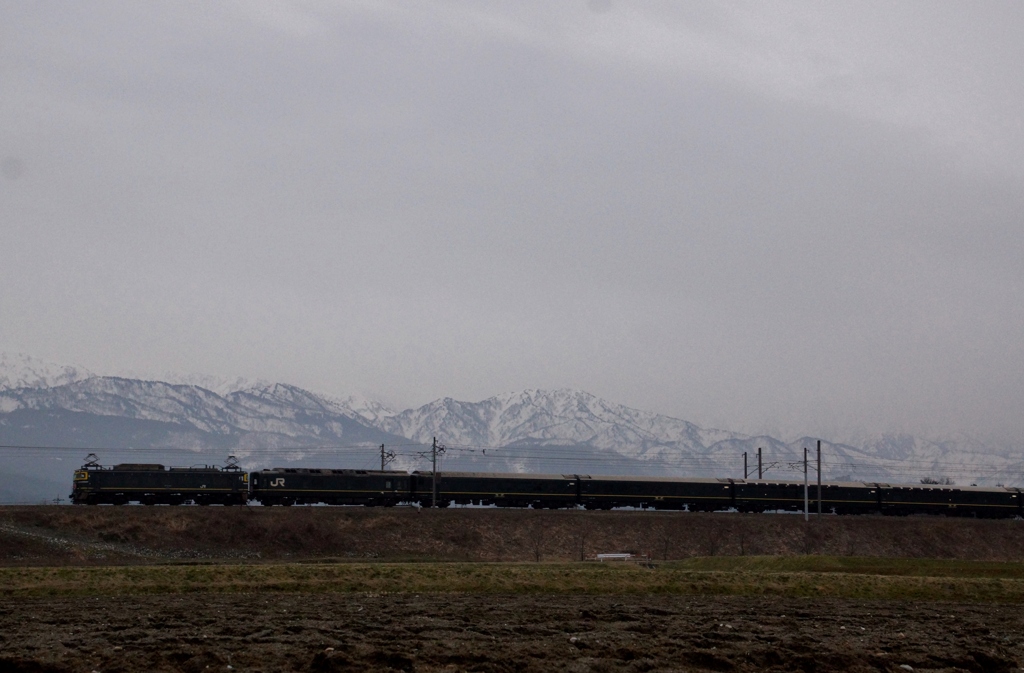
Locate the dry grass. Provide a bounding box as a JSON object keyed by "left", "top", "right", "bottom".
{"left": 4, "top": 557, "right": 1024, "bottom": 602}
{"left": 668, "top": 555, "right": 1024, "bottom": 578}
{"left": 5, "top": 505, "right": 1024, "bottom": 567}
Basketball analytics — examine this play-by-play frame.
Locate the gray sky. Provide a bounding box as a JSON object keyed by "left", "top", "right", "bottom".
{"left": 2, "top": 1, "right": 1023, "bottom": 443}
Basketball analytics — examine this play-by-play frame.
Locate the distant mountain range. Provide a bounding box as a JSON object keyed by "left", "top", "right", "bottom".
{"left": 1, "top": 352, "right": 1021, "bottom": 502}
{"left": 0, "top": 352, "right": 96, "bottom": 390}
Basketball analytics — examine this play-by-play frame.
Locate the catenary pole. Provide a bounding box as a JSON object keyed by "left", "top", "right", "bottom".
{"left": 817, "top": 439, "right": 822, "bottom": 516}
{"left": 432, "top": 437, "right": 438, "bottom": 508}
{"left": 758, "top": 447, "right": 762, "bottom": 479}
{"left": 803, "top": 447, "right": 809, "bottom": 522}
{"left": 379, "top": 444, "right": 396, "bottom": 471}
{"left": 743, "top": 452, "right": 748, "bottom": 479}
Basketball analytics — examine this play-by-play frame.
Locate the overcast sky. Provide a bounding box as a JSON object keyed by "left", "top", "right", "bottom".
{"left": 2, "top": 1, "right": 1023, "bottom": 443}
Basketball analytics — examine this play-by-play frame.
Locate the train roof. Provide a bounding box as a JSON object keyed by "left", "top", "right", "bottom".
{"left": 876, "top": 483, "right": 1020, "bottom": 493}
{"left": 107, "top": 463, "right": 233, "bottom": 471}
{"left": 260, "top": 468, "right": 406, "bottom": 475}
{"left": 249, "top": 468, "right": 1020, "bottom": 492}
{"left": 577, "top": 475, "right": 731, "bottom": 484}
{"left": 736, "top": 478, "right": 873, "bottom": 488}
{"left": 416, "top": 471, "right": 575, "bottom": 480}
{"left": 736, "top": 479, "right": 1019, "bottom": 492}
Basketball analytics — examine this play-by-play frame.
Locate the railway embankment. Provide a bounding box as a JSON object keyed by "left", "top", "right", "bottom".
{"left": 2, "top": 506, "right": 1023, "bottom": 566}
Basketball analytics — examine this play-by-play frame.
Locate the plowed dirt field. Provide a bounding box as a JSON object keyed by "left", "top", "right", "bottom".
{"left": 1, "top": 593, "right": 1021, "bottom": 673}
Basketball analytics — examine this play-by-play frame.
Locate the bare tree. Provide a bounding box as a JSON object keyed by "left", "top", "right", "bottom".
{"left": 572, "top": 514, "right": 593, "bottom": 561}
{"left": 802, "top": 522, "right": 826, "bottom": 555}
{"left": 697, "top": 519, "right": 723, "bottom": 557}
{"left": 526, "top": 517, "right": 545, "bottom": 562}
{"left": 656, "top": 521, "right": 674, "bottom": 561}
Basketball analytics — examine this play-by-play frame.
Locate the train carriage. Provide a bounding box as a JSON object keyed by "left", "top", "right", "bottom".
{"left": 732, "top": 479, "right": 804, "bottom": 513}
{"left": 816, "top": 481, "right": 881, "bottom": 515}
{"left": 733, "top": 480, "right": 880, "bottom": 515}
{"left": 251, "top": 468, "right": 409, "bottom": 506}
{"left": 879, "top": 484, "right": 1022, "bottom": 518}
{"left": 414, "top": 471, "right": 578, "bottom": 508}
{"left": 579, "top": 475, "right": 735, "bottom": 511}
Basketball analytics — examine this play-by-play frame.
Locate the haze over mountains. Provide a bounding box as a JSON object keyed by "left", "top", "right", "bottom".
{"left": 0, "top": 353, "right": 1020, "bottom": 503}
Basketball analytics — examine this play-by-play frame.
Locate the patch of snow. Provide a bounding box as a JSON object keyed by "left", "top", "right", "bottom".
{"left": 0, "top": 352, "right": 95, "bottom": 390}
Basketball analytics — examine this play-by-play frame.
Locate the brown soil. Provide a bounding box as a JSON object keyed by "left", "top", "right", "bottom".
{"left": 3, "top": 506, "right": 1024, "bottom": 566}
{"left": 1, "top": 593, "right": 1021, "bottom": 673}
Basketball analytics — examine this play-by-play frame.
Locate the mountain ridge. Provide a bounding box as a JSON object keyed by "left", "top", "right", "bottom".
{"left": 1, "top": 353, "right": 1021, "bottom": 500}
{"left": 0, "top": 353, "right": 95, "bottom": 390}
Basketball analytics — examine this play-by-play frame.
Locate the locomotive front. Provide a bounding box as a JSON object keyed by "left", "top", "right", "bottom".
{"left": 70, "top": 454, "right": 249, "bottom": 505}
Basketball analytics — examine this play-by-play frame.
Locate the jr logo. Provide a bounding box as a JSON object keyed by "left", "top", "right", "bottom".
{"left": 270, "top": 478, "right": 285, "bottom": 487}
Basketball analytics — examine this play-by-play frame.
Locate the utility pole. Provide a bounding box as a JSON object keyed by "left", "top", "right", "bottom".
{"left": 757, "top": 447, "right": 763, "bottom": 479}
{"left": 817, "top": 439, "right": 822, "bottom": 517}
{"left": 380, "top": 444, "right": 396, "bottom": 471}
{"left": 803, "top": 447, "right": 809, "bottom": 522}
{"left": 743, "top": 452, "right": 748, "bottom": 479}
{"left": 431, "top": 437, "right": 445, "bottom": 508}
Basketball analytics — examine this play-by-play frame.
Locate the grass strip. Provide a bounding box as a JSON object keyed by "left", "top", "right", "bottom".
{"left": 664, "top": 555, "right": 1024, "bottom": 578}
{"left": 3, "top": 558, "right": 1024, "bottom": 602}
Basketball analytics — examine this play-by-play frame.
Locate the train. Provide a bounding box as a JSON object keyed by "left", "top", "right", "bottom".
{"left": 71, "top": 460, "right": 249, "bottom": 506}
{"left": 69, "top": 456, "right": 1023, "bottom": 518}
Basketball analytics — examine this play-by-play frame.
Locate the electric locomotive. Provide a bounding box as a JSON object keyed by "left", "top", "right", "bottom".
{"left": 70, "top": 454, "right": 248, "bottom": 505}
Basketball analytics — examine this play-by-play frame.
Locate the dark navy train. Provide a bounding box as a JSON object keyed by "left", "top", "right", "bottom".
{"left": 71, "top": 455, "right": 248, "bottom": 506}
{"left": 71, "top": 456, "right": 1023, "bottom": 518}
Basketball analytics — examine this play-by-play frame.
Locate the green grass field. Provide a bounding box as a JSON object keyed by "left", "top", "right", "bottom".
{"left": 3, "top": 556, "right": 1024, "bottom": 602}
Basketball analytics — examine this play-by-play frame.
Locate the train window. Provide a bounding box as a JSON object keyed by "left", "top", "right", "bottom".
{"left": 385, "top": 481, "right": 392, "bottom": 489}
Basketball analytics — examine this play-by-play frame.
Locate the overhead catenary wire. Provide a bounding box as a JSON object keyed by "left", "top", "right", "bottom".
{"left": 0, "top": 443, "right": 432, "bottom": 452}
{"left": 2, "top": 442, "right": 1022, "bottom": 485}
{"left": 13, "top": 452, "right": 1018, "bottom": 480}
{"left": 441, "top": 441, "right": 1023, "bottom": 463}
{"left": 3, "top": 439, "right": 1018, "bottom": 463}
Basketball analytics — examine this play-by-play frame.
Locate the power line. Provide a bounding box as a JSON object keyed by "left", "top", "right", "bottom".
{"left": 0, "top": 443, "right": 431, "bottom": 451}
{"left": 2, "top": 442, "right": 1022, "bottom": 484}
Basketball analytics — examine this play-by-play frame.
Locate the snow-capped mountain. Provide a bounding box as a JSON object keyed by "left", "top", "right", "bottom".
{"left": 381, "top": 389, "right": 731, "bottom": 450}
{"left": 377, "top": 388, "right": 741, "bottom": 476}
{"left": 134, "top": 372, "right": 273, "bottom": 397}
{"left": 380, "top": 389, "right": 1023, "bottom": 486}
{"left": 0, "top": 353, "right": 95, "bottom": 390}
{"left": 0, "top": 377, "right": 407, "bottom": 454}
{"left": 335, "top": 394, "right": 397, "bottom": 426}
{"left": 1, "top": 352, "right": 1022, "bottom": 502}
{"left": 0, "top": 371, "right": 415, "bottom": 501}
